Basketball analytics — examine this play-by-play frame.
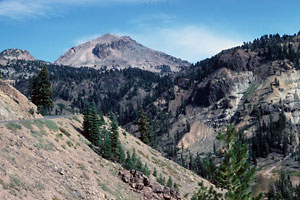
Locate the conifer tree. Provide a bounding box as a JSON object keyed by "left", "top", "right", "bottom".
{"left": 153, "top": 168, "right": 157, "bottom": 177}
{"left": 103, "top": 129, "right": 112, "bottom": 160}
{"left": 136, "top": 157, "right": 143, "bottom": 171}
{"left": 167, "top": 176, "right": 173, "bottom": 187}
{"left": 125, "top": 151, "right": 134, "bottom": 170}
{"left": 267, "top": 172, "right": 299, "bottom": 200}
{"left": 30, "top": 65, "right": 53, "bottom": 115}
{"left": 142, "top": 163, "right": 150, "bottom": 177}
{"left": 109, "top": 113, "right": 120, "bottom": 160}
{"left": 117, "top": 141, "right": 126, "bottom": 165}
{"left": 192, "top": 125, "right": 263, "bottom": 200}
{"left": 216, "top": 125, "right": 262, "bottom": 200}
{"left": 82, "top": 101, "right": 91, "bottom": 139}
{"left": 137, "top": 110, "right": 153, "bottom": 145}
{"left": 89, "top": 102, "right": 100, "bottom": 146}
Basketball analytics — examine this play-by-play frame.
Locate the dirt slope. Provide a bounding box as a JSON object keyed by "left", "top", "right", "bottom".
{"left": 0, "top": 115, "right": 211, "bottom": 200}
{"left": 0, "top": 80, "right": 41, "bottom": 120}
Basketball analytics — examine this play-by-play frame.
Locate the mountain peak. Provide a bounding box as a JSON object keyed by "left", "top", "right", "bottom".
{"left": 92, "top": 33, "right": 121, "bottom": 43}
{"left": 0, "top": 48, "right": 36, "bottom": 61}
{"left": 55, "top": 34, "right": 190, "bottom": 72}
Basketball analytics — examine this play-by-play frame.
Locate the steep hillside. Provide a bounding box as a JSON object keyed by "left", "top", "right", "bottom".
{"left": 55, "top": 33, "right": 190, "bottom": 73}
{"left": 0, "top": 80, "right": 40, "bottom": 120}
{"left": 0, "top": 115, "right": 212, "bottom": 199}
{"left": 0, "top": 81, "right": 210, "bottom": 200}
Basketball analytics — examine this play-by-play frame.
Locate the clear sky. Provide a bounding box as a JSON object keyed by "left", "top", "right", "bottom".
{"left": 0, "top": 0, "right": 300, "bottom": 63}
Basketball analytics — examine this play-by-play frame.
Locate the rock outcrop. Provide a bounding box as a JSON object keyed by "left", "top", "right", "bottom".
{"left": 119, "top": 170, "right": 181, "bottom": 200}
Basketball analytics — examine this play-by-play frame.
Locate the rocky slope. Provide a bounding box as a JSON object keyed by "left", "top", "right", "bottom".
{"left": 0, "top": 84, "right": 210, "bottom": 199}
{"left": 55, "top": 33, "right": 190, "bottom": 72}
{"left": 0, "top": 49, "right": 36, "bottom": 65}
{"left": 0, "top": 80, "right": 41, "bottom": 120}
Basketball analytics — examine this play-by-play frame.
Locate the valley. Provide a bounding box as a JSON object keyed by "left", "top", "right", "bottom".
{"left": 0, "top": 32, "right": 300, "bottom": 199}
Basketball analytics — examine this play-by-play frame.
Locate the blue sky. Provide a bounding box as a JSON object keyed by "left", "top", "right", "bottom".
{"left": 0, "top": 0, "right": 300, "bottom": 63}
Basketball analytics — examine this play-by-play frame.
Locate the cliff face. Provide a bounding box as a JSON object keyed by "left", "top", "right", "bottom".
{"left": 151, "top": 34, "right": 300, "bottom": 156}
{"left": 55, "top": 33, "right": 190, "bottom": 72}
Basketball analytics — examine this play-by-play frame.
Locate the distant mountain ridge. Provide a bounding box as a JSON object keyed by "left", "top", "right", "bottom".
{"left": 0, "top": 49, "right": 36, "bottom": 65}
{"left": 55, "top": 33, "right": 190, "bottom": 72}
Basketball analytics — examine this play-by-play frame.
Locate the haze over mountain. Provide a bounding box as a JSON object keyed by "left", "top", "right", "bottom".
{"left": 55, "top": 33, "right": 190, "bottom": 73}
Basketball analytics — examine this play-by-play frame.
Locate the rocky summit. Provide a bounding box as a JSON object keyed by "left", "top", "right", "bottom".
{"left": 0, "top": 49, "right": 36, "bottom": 65}
{"left": 55, "top": 33, "right": 190, "bottom": 72}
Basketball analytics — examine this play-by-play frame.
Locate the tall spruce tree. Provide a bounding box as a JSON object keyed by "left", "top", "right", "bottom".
{"left": 192, "top": 125, "right": 263, "bottom": 200}
{"left": 137, "top": 110, "right": 153, "bottom": 145}
{"left": 103, "top": 129, "right": 112, "bottom": 160}
{"left": 109, "top": 113, "right": 120, "bottom": 160}
{"left": 82, "top": 101, "right": 91, "bottom": 140}
{"left": 30, "top": 65, "right": 53, "bottom": 115}
{"left": 89, "top": 102, "right": 100, "bottom": 146}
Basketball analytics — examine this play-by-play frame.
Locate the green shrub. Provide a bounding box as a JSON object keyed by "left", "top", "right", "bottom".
{"left": 43, "top": 120, "right": 59, "bottom": 132}
{"left": 6, "top": 123, "right": 22, "bottom": 131}
{"left": 59, "top": 127, "right": 70, "bottom": 137}
{"left": 66, "top": 141, "right": 73, "bottom": 147}
{"left": 29, "top": 108, "right": 35, "bottom": 115}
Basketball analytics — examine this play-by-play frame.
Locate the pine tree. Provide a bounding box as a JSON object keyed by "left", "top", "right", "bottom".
{"left": 173, "top": 182, "right": 178, "bottom": 189}
{"left": 82, "top": 101, "right": 91, "bottom": 139}
{"left": 137, "top": 110, "right": 153, "bottom": 145}
{"left": 167, "top": 176, "right": 173, "bottom": 187}
{"left": 89, "top": 102, "right": 100, "bottom": 146}
{"left": 131, "top": 149, "right": 137, "bottom": 169}
{"left": 136, "top": 157, "right": 143, "bottom": 171}
{"left": 103, "top": 129, "right": 112, "bottom": 160}
{"left": 153, "top": 168, "right": 157, "bottom": 177}
{"left": 192, "top": 125, "right": 263, "bottom": 200}
{"left": 117, "top": 141, "right": 126, "bottom": 165}
{"left": 109, "top": 113, "right": 120, "bottom": 160}
{"left": 125, "top": 151, "right": 134, "bottom": 170}
{"left": 216, "top": 125, "right": 262, "bottom": 200}
{"left": 267, "top": 172, "right": 298, "bottom": 200}
{"left": 142, "top": 163, "right": 150, "bottom": 177}
{"left": 30, "top": 65, "right": 53, "bottom": 115}
{"left": 157, "top": 173, "right": 164, "bottom": 185}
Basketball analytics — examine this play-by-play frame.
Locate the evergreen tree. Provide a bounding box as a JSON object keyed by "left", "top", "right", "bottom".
{"left": 82, "top": 101, "right": 91, "bottom": 139}
{"left": 136, "top": 157, "right": 143, "bottom": 171}
{"left": 192, "top": 125, "right": 263, "bottom": 200}
{"left": 137, "top": 110, "right": 153, "bottom": 145}
{"left": 173, "top": 182, "right": 178, "bottom": 189}
{"left": 153, "top": 168, "right": 157, "bottom": 177}
{"left": 216, "top": 125, "right": 262, "bottom": 200}
{"left": 167, "top": 176, "right": 173, "bottom": 187}
{"left": 89, "top": 102, "right": 100, "bottom": 146}
{"left": 125, "top": 151, "right": 134, "bottom": 170}
{"left": 117, "top": 141, "right": 126, "bottom": 165}
{"left": 103, "top": 129, "right": 112, "bottom": 160}
{"left": 131, "top": 149, "right": 137, "bottom": 169}
{"left": 30, "top": 65, "right": 53, "bottom": 115}
{"left": 157, "top": 173, "right": 164, "bottom": 185}
{"left": 109, "top": 113, "right": 120, "bottom": 160}
{"left": 267, "top": 172, "right": 299, "bottom": 200}
{"left": 142, "top": 163, "right": 151, "bottom": 177}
